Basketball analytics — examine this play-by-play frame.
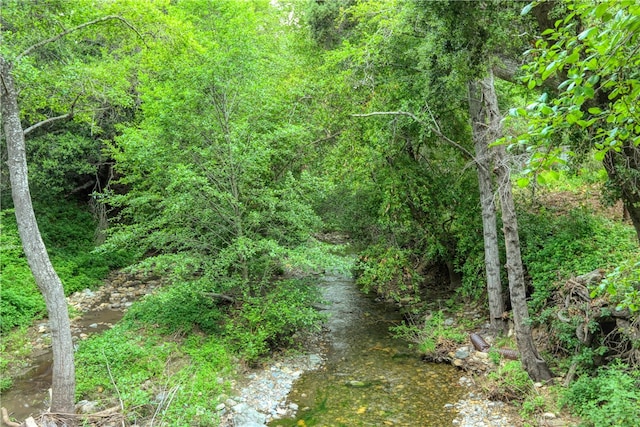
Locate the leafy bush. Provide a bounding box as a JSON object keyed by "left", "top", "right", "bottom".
{"left": 561, "top": 362, "right": 640, "bottom": 427}
{"left": 354, "top": 245, "right": 422, "bottom": 303}
{"left": 124, "top": 281, "right": 224, "bottom": 334}
{"left": 484, "top": 360, "right": 533, "bottom": 402}
{"left": 519, "top": 208, "right": 637, "bottom": 312}
{"left": 592, "top": 254, "right": 640, "bottom": 313}
{"left": 391, "top": 310, "right": 466, "bottom": 356}
{"left": 0, "top": 202, "right": 134, "bottom": 333}
{"left": 224, "top": 279, "right": 325, "bottom": 362}
{"left": 0, "top": 283, "right": 45, "bottom": 333}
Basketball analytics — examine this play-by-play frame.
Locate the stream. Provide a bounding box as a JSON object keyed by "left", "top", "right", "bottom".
{"left": 2, "top": 273, "right": 472, "bottom": 426}
{"left": 0, "top": 309, "right": 124, "bottom": 421}
{"left": 266, "top": 274, "right": 465, "bottom": 427}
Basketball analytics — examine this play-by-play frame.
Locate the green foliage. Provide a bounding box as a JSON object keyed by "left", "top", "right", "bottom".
{"left": 123, "top": 275, "right": 325, "bottom": 364}
{"left": 520, "top": 394, "right": 546, "bottom": 420}
{"left": 354, "top": 245, "right": 422, "bottom": 303}
{"left": 592, "top": 254, "right": 640, "bottom": 313}
{"left": 75, "top": 325, "right": 167, "bottom": 403}
{"left": 224, "top": 279, "right": 325, "bottom": 362}
{"left": 561, "top": 362, "right": 640, "bottom": 427}
{"left": 124, "top": 281, "right": 224, "bottom": 335}
{"left": 0, "top": 203, "right": 133, "bottom": 333}
{"left": 518, "top": 207, "right": 637, "bottom": 312}
{"left": 75, "top": 322, "right": 229, "bottom": 425}
{"left": 518, "top": 0, "right": 640, "bottom": 239}
{"left": 521, "top": 0, "right": 640, "bottom": 156}
{"left": 391, "top": 310, "right": 466, "bottom": 355}
{"left": 485, "top": 360, "right": 534, "bottom": 402}
{"left": 105, "top": 0, "right": 326, "bottom": 298}
{"left": 0, "top": 326, "right": 31, "bottom": 392}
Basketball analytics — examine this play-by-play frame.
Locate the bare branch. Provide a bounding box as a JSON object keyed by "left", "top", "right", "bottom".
{"left": 17, "top": 15, "right": 146, "bottom": 62}
{"left": 350, "top": 110, "right": 481, "bottom": 166}
{"left": 23, "top": 113, "right": 70, "bottom": 136}
{"left": 23, "top": 93, "right": 81, "bottom": 136}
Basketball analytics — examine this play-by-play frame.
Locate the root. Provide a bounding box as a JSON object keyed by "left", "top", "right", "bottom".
{"left": 1, "top": 407, "right": 21, "bottom": 427}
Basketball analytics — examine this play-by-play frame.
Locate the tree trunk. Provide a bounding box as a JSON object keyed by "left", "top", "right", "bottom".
{"left": 1, "top": 56, "right": 77, "bottom": 420}
{"left": 603, "top": 147, "right": 640, "bottom": 242}
{"left": 479, "top": 71, "right": 554, "bottom": 382}
{"left": 468, "top": 78, "right": 505, "bottom": 333}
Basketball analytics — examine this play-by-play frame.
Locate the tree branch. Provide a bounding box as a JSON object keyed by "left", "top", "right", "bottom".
{"left": 17, "top": 15, "right": 146, "bottom": 62}
{"left": 23, "top": 93, "right": 81, "bottom": 136}
{"left": 350, "top": 110, "right": 482, "bottom": 167}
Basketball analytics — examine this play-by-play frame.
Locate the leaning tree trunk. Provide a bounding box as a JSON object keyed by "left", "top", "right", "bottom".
{"left": 1, "top": 56, "right": 77, "bottom": 420}
{"left": 468, "top": 78, "right": 505, "bottom": 333}
{"left": 479, "top": 71, "right": 554, "bottom": 382}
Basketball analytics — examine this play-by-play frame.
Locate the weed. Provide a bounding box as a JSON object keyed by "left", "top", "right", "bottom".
{"left": 561, "top": 361, "right": 640, "bottom": 427}
{"left": 391, "top": 310, "right": 466, "bottom": 357}
{"left": 520, "top": 394, "right": 546, "bottom": 420}
{"left": 484, "top": 360, "right": 533, "bottom": 402}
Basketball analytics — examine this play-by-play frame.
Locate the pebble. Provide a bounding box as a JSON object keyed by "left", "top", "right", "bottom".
{"left": 219, "top": 350, "right": 325, "bottom": 426}
{"left": 452, "top": 397, "right": 514, "bottom": 427}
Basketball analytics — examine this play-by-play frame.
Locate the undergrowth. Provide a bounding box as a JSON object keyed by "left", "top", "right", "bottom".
{"left": 519, "top": 207, "right": 636, "bottom": 313}
{"left": 75, "top": 323, "right": 230, "bottom": 426}
{"left": 391, "top": 310, "right": 466, "bottom": 356}
{"left": 74, "top": 275, "right": 325, "bottom": 424}
{"left": 560, "top": 361, "right": 640, "bottom": 427}
{"left": 0, "top": 202, "right": 134, "bottom": 333}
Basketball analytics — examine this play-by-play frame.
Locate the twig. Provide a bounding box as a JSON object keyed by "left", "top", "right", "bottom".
{"left": 102, "top": 349, "right": 125, "bottom": 421}
{"left": 23, "top": 94, "right": 82, "bottom": 136}
{"left": 201, "top": 292, "right": 235, "bottom": 303}
{"left": 151, "top": 385, "right": 179, "bottom": 427}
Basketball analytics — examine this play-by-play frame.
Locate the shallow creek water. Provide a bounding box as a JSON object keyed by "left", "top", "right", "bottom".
{"left": 0, "top": 309, "right": 124, "bottom": 421}
{"left": 268, "top": 274, "right": 464, "bottom": 427}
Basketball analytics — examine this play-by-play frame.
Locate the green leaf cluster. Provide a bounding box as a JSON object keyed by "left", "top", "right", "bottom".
{"left": 518, "top": 207, "right": 637, "bottom": 313}
{"left": 105, "top": 0, "right": 327, "bottom": 295}
{"left": 519, "top": 0, "right": 640, "bottom": 200}
{"left": 593, "top": 254, "right": 640, "bottom": 313}
{"left": 75, "top": 322, "right": 229, "bottom": 425}
{"left": 561, "top": 361, "right": 640, "bottom": 427}
{"left": 390, "top": 310, "right": 466, "bottom": 356}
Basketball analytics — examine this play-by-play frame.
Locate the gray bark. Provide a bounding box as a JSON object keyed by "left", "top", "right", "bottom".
{"left": 480, "top": 71, "right": 553, "bottom": 382}
{"left": 1, "top": 55, "right": 77, "bottom": 418}
{"left": 468, "top": 79, "right": 505, "bottom": 333}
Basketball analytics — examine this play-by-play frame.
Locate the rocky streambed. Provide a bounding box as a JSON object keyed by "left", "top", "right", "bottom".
{"left": 217, "top": 274, "right": 525, "bottom": 427}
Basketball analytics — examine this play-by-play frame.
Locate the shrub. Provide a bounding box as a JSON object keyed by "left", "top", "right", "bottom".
{"left": 224, "top": 279, "right": 325, "bottom": 362}
{"left": 484, "top": 360, "right": 533, "bottom": 402}
{"left": 354, "top": 245, "right": 422, "bottom": 303}
{"left": 561, "top": 362, "right": 640, "bottom": 427}
{"left": 124, "top": 281, "right": 224, "bottom": 334}
{"left": 519, "top": 208, "right": 637, "bottom": 312}
{"left": 0, "top": 203, "right": 134, "bottom": 333}
{"left": 75, "top": 323, "right": 229, "bottom": 425}
{"left": 391, "top": 310, "right": 466, "bottom": 357}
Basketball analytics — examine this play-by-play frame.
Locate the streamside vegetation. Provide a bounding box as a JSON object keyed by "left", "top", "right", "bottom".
{"left": 1, "top": 1, "right": 639, "bottom": 426}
